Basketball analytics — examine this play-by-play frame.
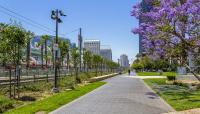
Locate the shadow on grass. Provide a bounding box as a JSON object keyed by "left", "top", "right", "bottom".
{"left": 19, "top": 96, "right": 36, "bottom": 101}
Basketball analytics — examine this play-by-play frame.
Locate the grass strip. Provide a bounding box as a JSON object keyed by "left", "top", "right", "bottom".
{"left": 144, "top": 78, "right": 200, "bottom": 111}
{"left": 5, "top": 82, "right": 106, "bottom": 114}
{"left": 137, "top": 72, "right": 176, "bottom": 76}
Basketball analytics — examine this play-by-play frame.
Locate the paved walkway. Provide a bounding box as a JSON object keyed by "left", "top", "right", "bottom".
{"left": 50, "top": 74, "right": 174, "bottom": 114}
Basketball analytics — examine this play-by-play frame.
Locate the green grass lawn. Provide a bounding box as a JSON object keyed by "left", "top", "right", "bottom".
{"left": 144, "top": 78, "right": 200, "bottom": 111}
{"left": 5, "top": 82, "right": 106, "bottom": 114}
{"left": 137, "top": 72, "right": 176, "bottom": 76}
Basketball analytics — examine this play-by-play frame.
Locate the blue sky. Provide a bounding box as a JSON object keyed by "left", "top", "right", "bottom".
{"left": 0, "top": 0, "right": 140, "bottom": 62}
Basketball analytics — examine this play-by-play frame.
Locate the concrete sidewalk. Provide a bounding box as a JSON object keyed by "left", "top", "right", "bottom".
{"left": 50, "top": 74, "right": 174, "bottom": 114}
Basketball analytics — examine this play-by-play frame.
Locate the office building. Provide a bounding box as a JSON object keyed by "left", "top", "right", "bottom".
{"left": 100, "top": 47, "right": 112, "bottom": 61}
{"left": 84, "top": 40, "right": 100, "bottom": 55}
{"left": 30, "top": 35, "right": 74, "bottom": 65}
{"left": 119, "top": 54, "right": 129, "bottom": 68}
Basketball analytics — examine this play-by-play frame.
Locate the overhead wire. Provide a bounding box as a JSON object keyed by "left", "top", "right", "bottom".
{"left": 0, "top": 4, "right": 55, "bottom": 32}
{"left": 0, "top": 4, "right": 81, "bottom": 38}
{"left": 0, "top": 9, "right": 54, "bottom": 35}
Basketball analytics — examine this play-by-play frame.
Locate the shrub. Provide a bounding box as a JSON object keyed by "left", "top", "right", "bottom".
{"left": 166, "top": 72, "right": 176, "bottom": 81}
{"left": 167, "top": 76, "right": 176, "bottom": 81}
{"left": 0, "top": 95, "right": 14, "bottom": 113}
{"left": 21, "top": 82, "right": 52, "bottom": 92}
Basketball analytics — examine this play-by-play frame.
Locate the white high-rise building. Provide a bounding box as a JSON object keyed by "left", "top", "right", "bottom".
{"left": 84, "top": 40, "right": 100, "bottom": 55}
{"left": 120, "top": 54, "right": 129, "bottom": 68}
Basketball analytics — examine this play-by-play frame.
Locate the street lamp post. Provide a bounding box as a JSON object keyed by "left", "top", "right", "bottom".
{"left": 51, "top": 9, "right": 66, "bottom": 93}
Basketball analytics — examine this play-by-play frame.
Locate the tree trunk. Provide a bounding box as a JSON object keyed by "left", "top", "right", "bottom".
{"left": 26, "top": 39, "right": 30, "bottom": 68}
{"left": 41, "top": 45, "right": 44, "bottom": 68}
{"left": 67, "top": 52, "right": 70, "bottom": 72}
{"left": 45, "top": 40, "right": 48, "bottom": 68}
{"left": 185, "top": 64, "right": 200, "bottom": 81}
{"left": 95, "top": 65, "right": 98, "bottom": 77}
{"left": 101, "top": 63, "right": 103, "bottom": 76}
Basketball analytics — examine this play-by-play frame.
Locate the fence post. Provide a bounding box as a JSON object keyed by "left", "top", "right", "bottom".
{"left": 19, "top": 67, "right": 21, "bottom": 98}
{"left": 9, "top": 68, "right": 12, "bottom": 98}
{"left": 13, "top": 68, "right": 16, "bottom": 99}
{"left": 34, "top": 74, "right": 36, "bottom": 83}
{"left": 46, "top": 69, "right": 48, "bottom": 82}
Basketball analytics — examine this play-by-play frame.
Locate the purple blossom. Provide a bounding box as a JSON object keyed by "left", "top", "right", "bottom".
{"left": 131, "top": 0, "right": 200, "bottom": 58}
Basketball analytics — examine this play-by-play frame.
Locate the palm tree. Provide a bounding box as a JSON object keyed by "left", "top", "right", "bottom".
{"left": 92, "top": 55, "right": 101, "bottom": 76}
{"left": 59, "top": 39, "right": 70, "bottom": 67}
{"left": 50, "top": 39, "right": 55, "bottom": 68}
{"left": 38, "top": 39, "right": 44, "bottom": 68}
{"left": 26, "top": 31, "right": 34, "bottom": 69}
{"left": 99, "top": 57, "right": 104, "bottom": 76}
{"left": 42, "top": 35, "right": 51, "bottom": 68}
{"left": 38, "top": 35, "right": 51, "bottom": 68}
{"left": 71, "top": 47, "right": 81, "bottom": 84}
{"left": 106, "top": 60, "right": 119, "bottom": 73}
{"left": 83, "top": 49, "right": 92, "bottom": 72}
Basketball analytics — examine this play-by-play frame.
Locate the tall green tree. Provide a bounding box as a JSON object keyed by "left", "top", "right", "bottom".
{"left": 1, "top": 24, "right": 27, "bottom": 66}
{"left": 1, "top": 23, "right": 28, "bottom": 99}
{"left": 0, "top": 23, "right": 9, "bottom": 66}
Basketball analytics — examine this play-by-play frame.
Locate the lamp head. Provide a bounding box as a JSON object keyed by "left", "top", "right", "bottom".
{"left": 51, "top": 10, "right": 56, "bottom": 19}
{"left": 59, "top": 10, "right": 66, "bottom": 16}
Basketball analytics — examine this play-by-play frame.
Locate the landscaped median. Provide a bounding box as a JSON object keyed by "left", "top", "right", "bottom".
{"left": 1, "top": 72, "right": 119, "bottom": 114}
{"left": 143, "top": 78, "right": 200, "bottom": 111}
{"left": 89, "top": 73, "right": 119, "bottom": 83}
{"left": 5, "top": 82, "right": 106, "bottom": 114}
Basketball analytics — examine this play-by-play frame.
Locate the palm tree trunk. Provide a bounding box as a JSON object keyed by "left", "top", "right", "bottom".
{"left": 101, "top": 63, "right": 103, "bottom": 76}
{"left": 95, "top": 65, "right": 98, "bottom": 77}
{"left": 86, "top": 64, "right": 89, "bottom": 72}
{"left": 41, "top": 45, "right": 44, "bottom": 68}
{"left": 67, "top": 52, "right": 70, "bottom": 72}
{"left": 26, "top": 39, "right": 30, "bottom": 68}
{"left": 45, "top": 40, "right": 48, "bottom": 68}
{"left": 83, "top": 63, "right": 86, "bottom": 72}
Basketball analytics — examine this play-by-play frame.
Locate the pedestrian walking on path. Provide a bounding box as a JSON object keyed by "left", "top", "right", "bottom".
{"left": 128, "top": 69, "right": 131, "bottom": 75}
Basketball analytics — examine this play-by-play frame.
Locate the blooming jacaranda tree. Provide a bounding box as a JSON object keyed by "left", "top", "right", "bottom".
{"left": 132, "top": 0, "right": 200, "bottom": 80}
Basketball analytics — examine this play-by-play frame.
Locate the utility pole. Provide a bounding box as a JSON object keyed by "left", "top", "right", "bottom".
{"left": 78, "top": 28, "right": 82, "bottom": 72}
{"left": 51, "top": 9, "right": 66, "bottom": 93}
